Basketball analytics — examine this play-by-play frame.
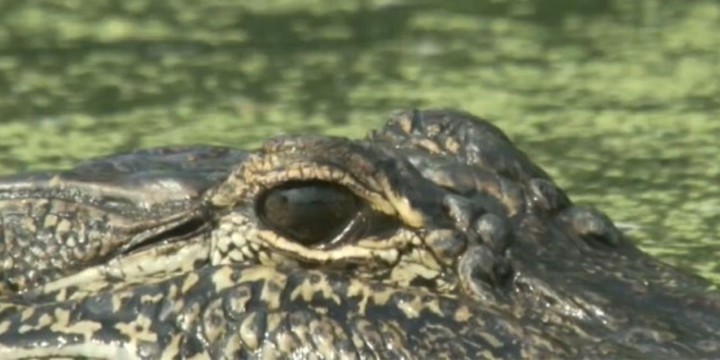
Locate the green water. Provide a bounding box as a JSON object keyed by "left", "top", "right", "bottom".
{"left": 0, "top": 0, "right": 718, "bottom": 283}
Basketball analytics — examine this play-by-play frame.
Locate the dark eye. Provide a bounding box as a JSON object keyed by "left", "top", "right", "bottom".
{"left": 257, "top": 182, "right": 360, "bottom": 246}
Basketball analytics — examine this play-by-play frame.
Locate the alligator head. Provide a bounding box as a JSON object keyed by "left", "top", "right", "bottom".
{"left": 0, "top": 109, "right": 718, "bottom": 359}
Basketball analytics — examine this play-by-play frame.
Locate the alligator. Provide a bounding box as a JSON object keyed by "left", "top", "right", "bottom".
{"left": 0, "top": 109, "right": 718, "bottom": 359}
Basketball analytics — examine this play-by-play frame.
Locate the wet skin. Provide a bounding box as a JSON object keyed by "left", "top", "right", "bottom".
{"left": 0, "top": 109, "right": 718, "bottom": 359}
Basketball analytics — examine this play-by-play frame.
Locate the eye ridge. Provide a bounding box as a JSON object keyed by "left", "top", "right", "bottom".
{"left": 256, "top": 180, "right": 361, "bottom": 246}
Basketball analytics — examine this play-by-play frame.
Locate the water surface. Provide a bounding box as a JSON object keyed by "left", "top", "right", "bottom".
{"left": 0, "top": 0, "right": 718, "bottom": 283}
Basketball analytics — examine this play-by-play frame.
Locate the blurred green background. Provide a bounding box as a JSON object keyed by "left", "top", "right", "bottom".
{"left": 0, "top": 0, "right": 718, "bottom": 283}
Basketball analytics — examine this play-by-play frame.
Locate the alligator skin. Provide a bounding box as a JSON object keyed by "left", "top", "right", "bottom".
{"left": 0, "top": 109, "right": 718, "bottom": 359}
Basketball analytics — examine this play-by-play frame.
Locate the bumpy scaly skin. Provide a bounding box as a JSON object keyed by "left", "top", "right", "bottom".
{"left": 0, "top": 109, "right": 718, "bottom": 359}
{"left": 0, "top": 146, "right": 247, "bottom": 293}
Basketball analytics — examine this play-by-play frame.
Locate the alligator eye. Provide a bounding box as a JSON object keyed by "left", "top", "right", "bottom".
{"left": 257, "top": 182, "right": 360, "bottom": 246}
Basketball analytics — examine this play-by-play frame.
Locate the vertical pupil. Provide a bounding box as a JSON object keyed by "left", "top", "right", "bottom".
{"left": 258, "top": 182, "right": 358, "bottom": 245}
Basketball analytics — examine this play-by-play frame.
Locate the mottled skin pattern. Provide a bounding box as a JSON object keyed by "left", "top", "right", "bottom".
{"left": 0, "top": 109, "right": 718, "bottom": 359}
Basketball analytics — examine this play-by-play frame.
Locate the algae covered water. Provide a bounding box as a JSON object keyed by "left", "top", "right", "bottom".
{"left": 0, "top": 0, "right": 718, "bottom": 283}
